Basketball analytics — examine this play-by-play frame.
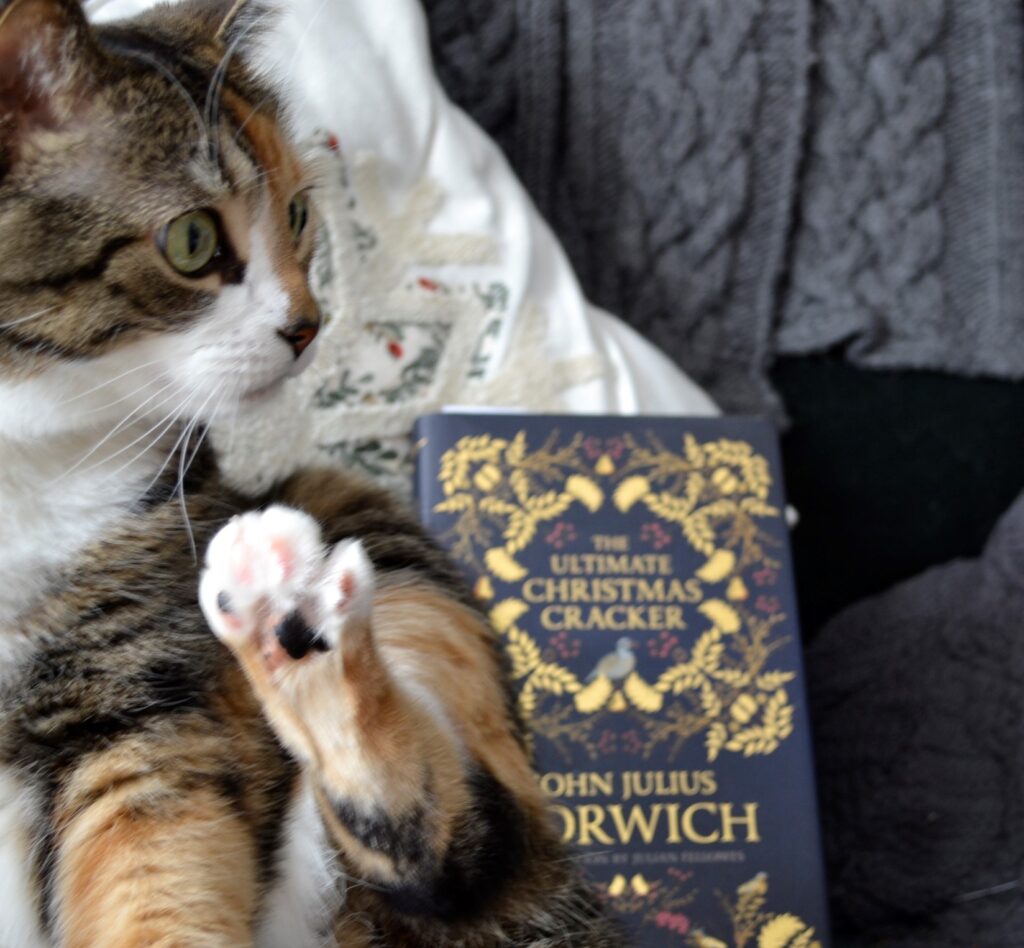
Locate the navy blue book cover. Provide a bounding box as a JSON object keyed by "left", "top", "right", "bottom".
{"left": 413, "top": 413, "right": 830, "bottom": 947}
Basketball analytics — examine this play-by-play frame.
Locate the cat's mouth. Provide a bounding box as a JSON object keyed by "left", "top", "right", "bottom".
{"left": 242, "top": 335, "right": 320, "bottom": 403}
{"left": 242, "top": 377, "right": 288, "bottom": 403}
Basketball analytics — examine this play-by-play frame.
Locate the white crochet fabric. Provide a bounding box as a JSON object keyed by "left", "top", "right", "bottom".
{"left": 89, "top": 0, "right": 717, "bottom": 494}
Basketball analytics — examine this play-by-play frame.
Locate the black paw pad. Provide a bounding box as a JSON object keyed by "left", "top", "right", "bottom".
{"left": 274, "top": 611, "right": 329, "bottom": 660}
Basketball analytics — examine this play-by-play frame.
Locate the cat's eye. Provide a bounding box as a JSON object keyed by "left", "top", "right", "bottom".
{"left": 288, "top": 192, "right": 311, "bottom": 245}
{"left": 160, "top": 210, "right": 220, "bottom": 275}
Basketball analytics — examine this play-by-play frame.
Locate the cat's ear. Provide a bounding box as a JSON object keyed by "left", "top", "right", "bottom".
{"left": 0, "top": 0, "right": 98, "bottom": 135}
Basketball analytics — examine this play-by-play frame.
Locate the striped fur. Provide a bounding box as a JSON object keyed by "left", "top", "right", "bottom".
{"left": 0, "top": 1, "right": 618, "bottom": 944}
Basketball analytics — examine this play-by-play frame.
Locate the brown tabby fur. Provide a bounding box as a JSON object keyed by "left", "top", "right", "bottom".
{"left": 0, "top": 0, "right": 618, "bottom": 944}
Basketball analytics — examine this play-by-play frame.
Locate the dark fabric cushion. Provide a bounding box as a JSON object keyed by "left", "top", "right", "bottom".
{"left": 774, "top": 357, "right": 1024, "bottom": 636}
{"left": 806, "top": 495, "right": 1024, "bottom": 945}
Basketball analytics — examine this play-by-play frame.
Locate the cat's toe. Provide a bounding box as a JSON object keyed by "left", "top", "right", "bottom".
{"left": 313, "top": 539, "right": 376, "bottom": 648}
{"left": 199, "top": 506, "right": 326, "bottom": 655}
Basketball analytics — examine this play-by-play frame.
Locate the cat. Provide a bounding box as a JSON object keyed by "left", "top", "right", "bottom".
{"left": 0, "top": 0, "right": 619, "bottom": 944}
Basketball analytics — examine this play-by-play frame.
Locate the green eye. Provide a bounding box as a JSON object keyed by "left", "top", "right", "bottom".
{"left": 161, "top": 210, "right": 220, "bottom": 275}
{"left": 288, "top": 192, "right": 311, "bottom": 244}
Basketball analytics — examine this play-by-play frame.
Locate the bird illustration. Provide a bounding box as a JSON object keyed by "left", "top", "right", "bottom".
{"left": 607, "top": 874, "right": 627, "bottom": 897}
{"left": 585, "top": 637, "right": 637, "bottom": 683}
{"left": 630, "top": 873, "right": 651, "bottom": 896}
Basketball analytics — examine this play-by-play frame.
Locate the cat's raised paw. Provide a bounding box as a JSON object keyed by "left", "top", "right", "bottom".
{"left": 199, "top": 506, "right": 373, "bottom": 677}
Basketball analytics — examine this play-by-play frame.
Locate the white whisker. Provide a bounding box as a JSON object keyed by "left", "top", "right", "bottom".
{"left": 56, "top": 379, "right": 180, "bottom": 482}
{"left": 58, "top": 358, "right": 166, "bottom": 408}
{"left": 230, "top": 0, "right": 332, "bottom": 154}
{"left": 174, "top": 383, "right": 226, "bottom": 560}
{"left": 0, "top": 304, "right": 61, "bottom": 332}
{"left": 206, "top": 11, "right": 272, "bottom": 167}
{"left": 100, "top": 400, "right": 192, "bottom": 484}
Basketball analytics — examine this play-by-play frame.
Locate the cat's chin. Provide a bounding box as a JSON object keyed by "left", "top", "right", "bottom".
{"left": 240, "top": 338, "right": 320, "bottom": 405}
{"left": 241, "top": 375, "right": 289, "bottom": 404}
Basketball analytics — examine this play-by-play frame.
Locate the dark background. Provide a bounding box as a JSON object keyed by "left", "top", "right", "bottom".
{"left": 774, "top": 357, "right": 1024, "bottom": 640}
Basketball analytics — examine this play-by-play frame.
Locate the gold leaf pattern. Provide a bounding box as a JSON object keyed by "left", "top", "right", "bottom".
{"left": 623, "top": 671, "right": 663, "bottom": 713}
{"left": 756, "top": 671, "right": 796, "bottom": 691}
{"left": 506, "top": 625, "right": 541, "bottom": 678}
{"left": 431, "top": 429, "right": 798, "bottom": 766}
{"left": 706, "top": 722, "right": 728, "bottom": 762}
{"left": 574, "top": 675, "right": 614, "bottom": 713}
{"left": 700, "top": 599, "right": 742, "bottom": 633}
{"left": 530, "top": 663, "right": 582, "bottom": 696}
{"left": 757, "top": 914, "right": 817, "bottom": 948}
{"left": 698, "top": 549, "right": 737, "bottom": 583}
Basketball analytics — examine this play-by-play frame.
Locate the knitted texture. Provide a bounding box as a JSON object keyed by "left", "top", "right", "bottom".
{"left": 779, "top": 0, "right": 1024, "bottom": 380}
{"left": 425, "top": 0, "right": 1024, "bottom": 412}
{"left": 426, "top": 0, "right": 810, "bottom": 413}
{"left": 808, "top": 491, "right": 1024, "bottom": 945}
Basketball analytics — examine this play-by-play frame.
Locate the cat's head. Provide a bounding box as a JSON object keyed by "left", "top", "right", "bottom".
{"left": 0, "top": 0, "right": 321, "bottom": 440}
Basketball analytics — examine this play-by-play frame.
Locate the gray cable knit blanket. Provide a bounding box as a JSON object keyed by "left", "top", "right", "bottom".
{"left": 424, "top": 0, "right": 1024, "bottom": 412}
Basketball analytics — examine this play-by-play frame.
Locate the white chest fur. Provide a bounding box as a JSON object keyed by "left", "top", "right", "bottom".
{"left": 0, "top": 437, "right": 159, "bottom": 946}
{"left": 0, "top": 431, "right": 161, "bottom": 633}
{"left": 0, "top": 768, "right": 47, "bottom": 948}
{"left": 257, "top": 779, "right": 344, "bottom": 948}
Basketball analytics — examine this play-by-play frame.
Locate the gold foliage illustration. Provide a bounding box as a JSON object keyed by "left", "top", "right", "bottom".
{"left": 694, "top": 872, "right": 822, "bottom": 948}
{"left": 614, "top": 432, "right": 781, "bottom": 569}
{"left": 431, "top": 429, "right": 798, "bottom": 763}
{"left": 574, "top": 675, "right": 614, "bottom": 714}
{"left": 497, "top": 605, "right": 795, "bottom": 763}
{"left": 644, "top": 610, "right": 794, "bottom": 763}
{"left": 623, "top": 671, "right": 664, "bottom": 713}
{"left": 435, "top": 429, "right": 781, "bottom": 574}
{"left": 434, "top": 431, "right": 596, "bottom": 571}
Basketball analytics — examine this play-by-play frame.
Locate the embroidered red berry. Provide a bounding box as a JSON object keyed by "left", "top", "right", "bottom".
{"left": 387, "top": 340, "right": 403, "bottom": 359}
{"left": 417, "top": 277, "right": 439, "bottom": 292}
{"left": 326, "top": 133, "right": 340, "bottom": 152}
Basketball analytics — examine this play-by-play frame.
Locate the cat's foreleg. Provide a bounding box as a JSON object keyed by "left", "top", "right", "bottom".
{"left": 50, "top": 730, "right": 261, "bottom": 948}
{"left": 200, "top": 507, "right": 533, "bottom": 921}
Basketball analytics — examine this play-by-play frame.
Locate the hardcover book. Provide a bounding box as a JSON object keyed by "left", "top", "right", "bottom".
{"left": 413, "top": 413, "right": 829, "bottom": 947}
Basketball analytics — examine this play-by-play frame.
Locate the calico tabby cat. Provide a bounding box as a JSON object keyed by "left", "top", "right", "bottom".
{"left": 0, "top": 0, "right": 618, "bottom": 944}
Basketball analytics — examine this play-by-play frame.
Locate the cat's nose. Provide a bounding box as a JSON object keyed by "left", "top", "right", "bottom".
{"left": 278, "top": 317, "right": 320, "bottom": 358}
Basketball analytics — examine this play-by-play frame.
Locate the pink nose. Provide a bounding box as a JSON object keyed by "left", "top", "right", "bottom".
{"left": 278, "top": 319, "right": 319, "bottom": 358}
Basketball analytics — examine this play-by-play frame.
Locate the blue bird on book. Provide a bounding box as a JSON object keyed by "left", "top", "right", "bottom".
{"left": 586, "top": 637, "right": 637, "bottom": 682}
